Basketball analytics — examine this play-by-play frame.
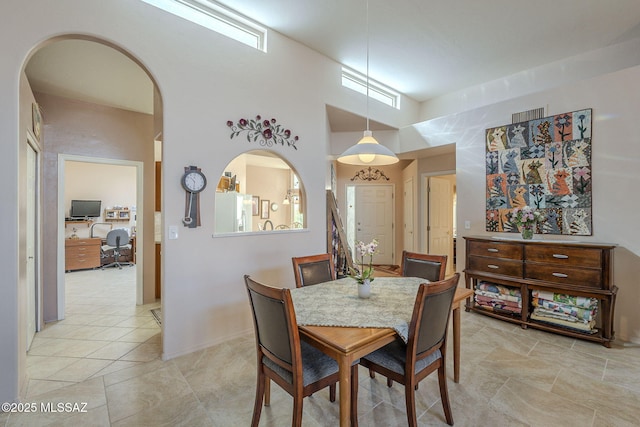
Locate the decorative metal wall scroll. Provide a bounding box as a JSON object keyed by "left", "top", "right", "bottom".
{"left": 227, "top": 115, "right": 299, "bottom": 149}
{"left": 350, "top": 166, "right": 390, "bottom": 181}
{"left": 485, "top": 108, "right": 593, "bottom": 236}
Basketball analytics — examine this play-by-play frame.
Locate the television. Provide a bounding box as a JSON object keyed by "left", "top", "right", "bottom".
{"left": 70, "top": 200, "right": 102, "bottom": 218}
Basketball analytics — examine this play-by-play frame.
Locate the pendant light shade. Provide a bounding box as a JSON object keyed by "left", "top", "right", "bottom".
{"left": 338, "top": 131, "right": 399, "bottom": 165}
{"left": 336, "top": 0, "right": 398, "bottom": 166}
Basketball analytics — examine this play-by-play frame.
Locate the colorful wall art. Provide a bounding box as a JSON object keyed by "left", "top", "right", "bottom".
{"left": 485, "top": 108, "right": 593, "bottom": 236}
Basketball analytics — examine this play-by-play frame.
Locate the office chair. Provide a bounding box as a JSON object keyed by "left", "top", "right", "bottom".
{"left": 101, "top": 229, "right": 132, "bottom": 269}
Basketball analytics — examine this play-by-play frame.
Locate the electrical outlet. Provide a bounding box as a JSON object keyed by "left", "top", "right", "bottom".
{"left": 464, "top": 220, "right": 471, "bottom": 229}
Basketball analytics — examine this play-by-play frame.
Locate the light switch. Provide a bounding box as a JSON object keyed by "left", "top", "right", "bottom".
{"left": 168, "top": 225, "right": 178, "bottom": 240}
{"left": 464, "top": 220, "right": 471, "bottom": 230}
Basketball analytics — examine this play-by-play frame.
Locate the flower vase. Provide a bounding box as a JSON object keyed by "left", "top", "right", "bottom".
{"left": 358, "top": 278, "right": 371, "bottom": 299}
{"left": 521, "top": 225, "right": 534, "bottom": 240}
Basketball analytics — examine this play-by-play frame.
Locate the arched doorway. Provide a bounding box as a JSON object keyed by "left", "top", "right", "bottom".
{"left": 22, "top": 36, "right": 162, "bottom": 327}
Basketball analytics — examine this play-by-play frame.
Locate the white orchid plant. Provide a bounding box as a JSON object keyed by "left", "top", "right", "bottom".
{"left": 349, "top": 239, "right": 378, "bottom": 284}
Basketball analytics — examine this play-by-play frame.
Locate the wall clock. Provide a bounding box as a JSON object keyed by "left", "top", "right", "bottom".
{"left": 182, "top": 166, "right": 207, "bottom": 227}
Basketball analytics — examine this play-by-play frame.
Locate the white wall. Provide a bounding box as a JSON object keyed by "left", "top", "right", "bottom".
{"left": 424, "top": 65, "right": 640, "bottom": 344}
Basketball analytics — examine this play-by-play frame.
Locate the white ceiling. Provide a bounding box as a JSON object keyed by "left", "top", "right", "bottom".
{"left": 24, "top": 0, "right": 640, "bottom": 134}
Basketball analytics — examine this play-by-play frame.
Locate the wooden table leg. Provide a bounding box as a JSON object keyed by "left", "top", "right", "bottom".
{"left": 338, "top": 356, "right": 351, "bottom": 427}
{"left": 453, "top": 304, "right": 461, "bottom": 383}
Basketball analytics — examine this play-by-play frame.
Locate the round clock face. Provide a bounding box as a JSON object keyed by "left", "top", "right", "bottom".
{"left": 182, "top": 170, "right": 207, "bottom": 193}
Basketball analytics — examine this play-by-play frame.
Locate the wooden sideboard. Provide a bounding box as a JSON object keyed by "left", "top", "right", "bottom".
{"left": 463, "top": 236, "right": 617, "bottom": 347}
{"left": 65, "top": 238, "right": 102, "bottom": 272}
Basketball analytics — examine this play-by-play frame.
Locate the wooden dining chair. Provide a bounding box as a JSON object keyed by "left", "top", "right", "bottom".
{"left": 359, "top": 273, "right": 460, "bottom": 426}
{"left": 365, "top": 250, "right": 449, "bottom": 382}
{"left": 401, "top": 250, "right": 447, "bottom": 282}
{"left": 291, "top": 253, "right": 336, "bottom": 288}
{"left": 244, "top": 275, "right": 357, "bottom": 427}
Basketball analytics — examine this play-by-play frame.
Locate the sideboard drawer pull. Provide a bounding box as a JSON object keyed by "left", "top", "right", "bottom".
{"left": 487, "top": 248, "right": 499, "bottom": 253}
{"left": 552, "top": 272, "right": 568, "bottom": 278}
{"left": 487, "top": 264, "right": 499, "bottom": 269}
{"left": 553, "top": 254, "right": 569, "bottom": 259}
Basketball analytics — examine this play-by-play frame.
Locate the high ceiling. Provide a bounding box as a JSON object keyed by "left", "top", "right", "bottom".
{"left": 25, "top": 0, "right": 640, "bottom": 134}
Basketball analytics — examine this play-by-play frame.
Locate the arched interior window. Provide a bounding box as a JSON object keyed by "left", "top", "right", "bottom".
{"left": 214, "top": 150, "right": 305, "bottom": 234}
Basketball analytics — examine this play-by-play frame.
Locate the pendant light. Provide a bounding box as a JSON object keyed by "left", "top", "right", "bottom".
{"left": 337, "top": 0, "right": 399, "bottom": 166}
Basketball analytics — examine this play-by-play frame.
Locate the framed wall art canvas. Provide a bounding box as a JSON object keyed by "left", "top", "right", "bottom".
{"left": 252, "top": 196, "right": 259, "bottom": 216}
{"left": 260, "top": 199, "right": 270, "bottom": 219}
{"left": 485, "top": 108, "right": 593, "bottom": 236}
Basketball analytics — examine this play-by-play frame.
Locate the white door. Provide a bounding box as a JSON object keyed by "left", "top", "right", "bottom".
{"left": 403, "top": 178, "right": 415, "bottom": 252}
{"left": 354, "top": 185, "right": 394, "bottom": 265}
{"left": 428, "top": 176, "right": 454, "bottom": 274}
{"left": 26, "top": 142, "right": 38, "bottom": 350}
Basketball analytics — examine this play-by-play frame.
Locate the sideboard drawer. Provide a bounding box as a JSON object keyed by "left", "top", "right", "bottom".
{"left": 468, "top": 255, "right": 523, "bottom": 277}
{"left": 526, "top": 245, "right": 601, "bottom": 268}
{"left": 468, "top": 240, "right": 523, "bottom": 260}
{"left": 525, "top": 263, "right": 602, "bottom": 288}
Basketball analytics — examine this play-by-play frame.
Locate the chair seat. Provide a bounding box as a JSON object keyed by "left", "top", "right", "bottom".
{"left": 263, "top": 340, "right": 339, "bottom": 386}
{"left": 362, "top": 339, "right": 441, "bottom": 376}
{"left": 101, "top": 244, "right": 131, "bottom": 252}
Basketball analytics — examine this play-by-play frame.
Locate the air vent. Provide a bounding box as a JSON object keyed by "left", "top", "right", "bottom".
{"left": 512, "top": 107, "right": 545, "bottom": 124}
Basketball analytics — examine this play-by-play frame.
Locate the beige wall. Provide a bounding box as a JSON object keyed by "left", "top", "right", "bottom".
{"left": 335, "top": 160, "right": 413, "bottom": 266}
{"left": 37, "top": 92, "right": 155, "bottom": 321}
{"left": 432, "top": 65, "right": 640, "bottom": 343}
{"left": 64, "top": 162, "right": 137, "bottom": 239}
{"left": 246, "top": 165, "right": 292, "bottom": 230}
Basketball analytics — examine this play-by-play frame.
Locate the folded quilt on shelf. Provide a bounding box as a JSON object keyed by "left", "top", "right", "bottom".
{"left": 531, "top": 290, "right": 597, "bottom": 310}
{"left": 475, "top": 295, "right": 521, "bottom": 311}
{"left": 478, "top": 282, "right": 522, "bottom": 299}
{"left": 475, "top": 302, "right": 521, "bottom": 314}
{"left": 532, "top": 296, "right": 597, "bottom": 323}
{"left": 530, "top": 289, "right": 598, "bottom": 333}
{"left": 530, "top": 311, "right": 597, "bottom": 334}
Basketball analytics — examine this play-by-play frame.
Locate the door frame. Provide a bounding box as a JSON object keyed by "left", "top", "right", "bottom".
{"left": 56, "top": 154, "right": 144, "bottom": 318}
{"left": 420, "top": 170, "right": 455, "bottom": 253}
{"left": 25, "top": 132, "right": 42, "bottom": 342}
{"left": 345, "top": 183, "right": 395, "bottom": 265}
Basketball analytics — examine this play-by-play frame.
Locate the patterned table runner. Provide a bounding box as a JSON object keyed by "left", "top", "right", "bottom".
{"left": 290, "top": 276, "right": 427, "bottom": 342}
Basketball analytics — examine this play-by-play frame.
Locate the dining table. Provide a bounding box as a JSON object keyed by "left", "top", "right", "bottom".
{"left": 290, "top": 276, "right": 473, "bottom": 427}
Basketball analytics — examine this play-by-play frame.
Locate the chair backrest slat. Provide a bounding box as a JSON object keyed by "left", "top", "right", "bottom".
{"left": 245, "top": 275, "right": 298, "bottom": 368}
{"left": 292, "top": 254, "right": 336, "bottom": 288}
{"left": 401, "top": 251, "right": 447, "bottom": 282}
{"left": 408, "top": 273, "right": 460, "bottom": 357}
{"left": 106, "top": 229, "right": 129, "bottom": 248}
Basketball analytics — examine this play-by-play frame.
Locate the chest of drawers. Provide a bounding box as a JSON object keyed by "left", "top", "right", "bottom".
{"left": 464, "top": 236, "right": 617, "bottom": 347}
{"left": 65, "top": 238, "right": 102, "bottom": 272}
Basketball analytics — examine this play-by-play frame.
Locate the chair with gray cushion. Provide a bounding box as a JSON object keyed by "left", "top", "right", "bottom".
{"left": 359, "top": 273, "right": 460, "bottom": 426}
{"left": 291, "top": 253, "right": 336, "bottom": 288}
{"left": 244, "top": 275, "right": 357, "bottom": 427}
{"left": 368, "top": 250, "right": 448, "bottom": 382}
{"left": 101, "top": 228, "right": 132, "bottom": 270}
{"left": 401, "top": 250, "right": 447, "bottom": 282}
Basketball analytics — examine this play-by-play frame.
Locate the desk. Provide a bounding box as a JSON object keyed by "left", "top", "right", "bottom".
{"left": 291, "top": 277, "right": 471, "bottom": 427}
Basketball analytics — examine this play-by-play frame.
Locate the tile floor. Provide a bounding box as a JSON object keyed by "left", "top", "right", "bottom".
{"left": 3, "top": 267, "right": 640, "bottom": 426}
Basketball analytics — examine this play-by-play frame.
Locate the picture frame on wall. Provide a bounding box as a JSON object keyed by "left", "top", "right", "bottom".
{"left": 252, "top": 196, "right": 259, "bottom": 216}
{"left": 32, "top": 103, "right": 42, "bottom": 140}
{"left": 260, "top": 200, "right": 270, "bottom": 219}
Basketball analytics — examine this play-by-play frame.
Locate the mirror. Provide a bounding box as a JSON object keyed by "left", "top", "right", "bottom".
{"left": 214, "top": 150, "right": 305, "bottom": 234}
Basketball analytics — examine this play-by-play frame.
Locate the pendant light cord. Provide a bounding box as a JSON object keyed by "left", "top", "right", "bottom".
{"left": 365, "top": 0, "right": 370, "bottom": 132}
